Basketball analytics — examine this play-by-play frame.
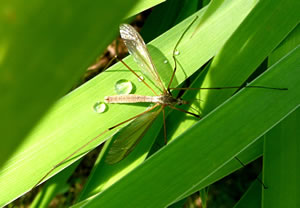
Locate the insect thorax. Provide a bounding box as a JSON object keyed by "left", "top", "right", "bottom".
{"left": 156, "top": 95, "right": 181, "bottom": 105}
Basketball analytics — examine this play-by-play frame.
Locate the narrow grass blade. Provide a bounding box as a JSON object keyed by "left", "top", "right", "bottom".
{"left": 30, "top": 160, "right": 81, "bottom": 208}
{"left": 125, "top": 0, "right": 166, "bottom": 19}
{"left": 72, "top": 0, "right": 259, "bottom": 203}
{"left": 262, "top": 108, "right": 300, "bottom": 208}
{"left": 0, "top": 0, "right": 138, "bottom": 170}
{"left": 233, "top": 174, "right": 262, "bottom": 208}
{"left": 71, "top": 42, "right": 300, "bottom": 208}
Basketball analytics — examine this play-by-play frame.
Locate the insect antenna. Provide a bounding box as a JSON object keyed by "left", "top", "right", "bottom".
{"left": 167, "top": 16, "right": 199, "bottom": 93}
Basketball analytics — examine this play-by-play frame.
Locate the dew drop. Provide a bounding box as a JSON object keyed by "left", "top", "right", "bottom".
{"left": 93, "top": 102, "right": 107, "bottom": 113}
{"left": 174, "top": 50, "right": 180, "bottom": 56}
{"left": 115, "top": 79, "right": 133, "bottom": 95}
{"left": 137, "top": 75, "right": 144, "bottom": 82}
{"left": 163, "top": 60, "right": 168, "bottom": 64}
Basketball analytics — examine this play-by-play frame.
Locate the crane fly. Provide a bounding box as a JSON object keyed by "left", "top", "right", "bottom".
{"left": 33, "top": 17, "right": 199, "bottom": 188}
{"left": 104, "top": 19, "right": 201, "bottom": 164}
{"left": 34, "top": 16, "right": 287, "bottom": 188}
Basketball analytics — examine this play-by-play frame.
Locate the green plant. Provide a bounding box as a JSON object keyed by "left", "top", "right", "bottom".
{"left": 1, "top": 0, "right": 299, "bottom": 207}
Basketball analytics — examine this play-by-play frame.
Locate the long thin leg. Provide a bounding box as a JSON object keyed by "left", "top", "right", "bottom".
{"left": 167, "top": 16, "right": 199, "bottom": 91}
{"left": 33, "top": 103, "right": 160, "bottom": 189}
{"left": 234, "top": 157, "right": 268, "bottom": 189}
{"left": 103, "top": 54, "right": 118, "bottom": 70}
{"left": 162, "top": 107, "right": 167, "bottom": 144}
{"left": 169, "top": 86, "right": 288, "bottom": 91}
{"left": 186, "top": 104, "right": 201, "bottom": 116}
{"left": 116, "top": 56, "right": 158, "bottom": 96}
{"left": 169, "top": 105, "right": 200, "bottom": 118}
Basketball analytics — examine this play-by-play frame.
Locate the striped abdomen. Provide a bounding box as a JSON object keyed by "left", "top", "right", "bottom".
{"left": 104, "top": 94, "right": 161, "bottom": 104}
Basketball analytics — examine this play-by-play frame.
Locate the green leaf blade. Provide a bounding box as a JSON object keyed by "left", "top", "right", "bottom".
{"left": 75, "top": 40, "right": 300, "bottom": 208}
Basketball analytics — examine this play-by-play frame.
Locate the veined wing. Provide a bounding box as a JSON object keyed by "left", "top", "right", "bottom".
{"left": 120, "top": 24, "right": 166, "bottom": 93}
{"left": 105, "top": 106, "right": 162, "bottom": 164}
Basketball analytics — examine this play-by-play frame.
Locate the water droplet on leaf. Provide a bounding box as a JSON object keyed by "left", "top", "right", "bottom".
{"left": 93, "top": 102, "right": 107, "bottom": 113}
{"left": 115, "top": 79, "right": 133, "bottom": 95}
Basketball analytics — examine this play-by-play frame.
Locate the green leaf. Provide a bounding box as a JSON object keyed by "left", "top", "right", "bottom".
{"left": 197, "top": 0, "right": 300, "bottom": 114}
{"left": 177, "top": 137, "right": 264, "bottom": 201}
{"left": 164, "top": 0, "right": 300, "bottom": 199}
{"left": 0, "top": 0, "right": 140, "bottom": 206}
{"left": 0, "top": 1, "right": 257, "bottom": 205}
{"left": 141, "top": 0, "right": 199, "bottom": 42}
{"left": 263, "top": 107, "right": 300, "bottom": 208}
{"left": 261, "top": 22, "right": 300, "bottom": 208}
{"left": 2, "top": 0, "right": 299, "bottom": 206}
{"left": 74, "top": 0, "right": 260, "bottom": 203}
{"left": 233, "top": 174, "right": 262, "bottom": 208}
{"left": 125, "top": 0, "right": 166, "bottom": 19}
{"left": 0, "top": 0, "right": 139, "bottom": 168}
{"left": 30, "top": 160, "right": 81, "bottom": 208}
{"left": 72, "top": 44, "right": 300, "bottom": 208}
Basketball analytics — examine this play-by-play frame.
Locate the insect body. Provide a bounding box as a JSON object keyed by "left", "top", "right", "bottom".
{"left": 104, "top": 94, "right": 187, "bottom": 105}
{"left": 103, "top": 22, "right": 199, "bottom": 164}
{"left": 33, "top": 18, "right": 199, "bottom": 188}
{"left": 104, "top": 21, "right": 287, "bottom": 164}
{"left": 34, "top": 16, "right": 286, "bottom": 187}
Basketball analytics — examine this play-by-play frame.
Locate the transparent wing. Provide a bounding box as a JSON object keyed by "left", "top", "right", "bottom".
{"left": 105, "top": 107, "right": 162, "bottom": 164}
{"left": 120, "top": 24, "right": 166, "bottom": 93}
